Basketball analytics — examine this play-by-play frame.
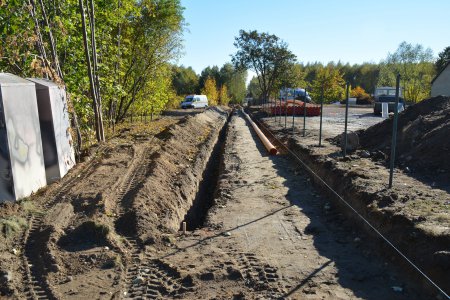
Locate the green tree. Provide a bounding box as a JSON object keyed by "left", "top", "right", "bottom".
{"left": 172, "top": 65, "right": 199, "bottom": 95}
{"left": 79, "top": 0, "right": 105, "bottom": 142}
{"left": 114, "top": 0, "right": 185, "bottom": 123}
{"left": 218, "top": 63, "right": 247, "bottom": 104}
{"left": 247, "top": 76, "right": 262, "bottom": 100}
{"left": 232, "top": 30, "right": 296, "bottom": 102}
{"left": 355, "top": 63, "right": 380, "bottom": 94}
{"left": 435, "top": 46, "right": 450, "bottom": 73}
{"left": 134, "top": 63, "right": 174, "bottom": 118}
{"left": 0, "top": 0, "right": 185, "bottom": 146}
{"left": 272, "top": 62, "right": 307, "bottom": 95}
{"left": 378, "top": 41, "right": 435, "bottom": 102}
{"left": 227, "top": 70, "right": 247, "bottom": 104}
{"left": 303, "top": 62, "right": 323, "bottom": 85}
{"left": 199, "top": 65, "right": 220, "bottom": 92}
{"left": 311, "top": 65, "right": 345, "bottom": 103}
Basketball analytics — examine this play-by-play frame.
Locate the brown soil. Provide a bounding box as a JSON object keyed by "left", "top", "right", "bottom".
{"left": 255, "top": 106, "right": 450, "bottom": 297}
{"left": 154, "top": 111, "right": 432, "bottom": 299}
{"left": 0, "top": 109, "right": 228, "bottom": 299}
{"left": 0, "top": 105, "right": 447, "bottom": 299}
{"left": 358, "top": 96, "right": 450, "bottom": 191}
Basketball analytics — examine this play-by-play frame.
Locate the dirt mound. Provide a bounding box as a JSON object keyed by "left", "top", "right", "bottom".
{"left": 359, "top": 96, "right": 450, "bottom": 182}
{"left": 131, "top": 107, "right": 229, "bottom": 245}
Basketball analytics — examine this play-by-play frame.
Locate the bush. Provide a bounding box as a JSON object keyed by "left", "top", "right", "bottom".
{"left": 351, "top": 86, "right": 370, "bottom": 100}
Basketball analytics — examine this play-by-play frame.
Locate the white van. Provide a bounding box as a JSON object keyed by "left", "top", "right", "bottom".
{"left": 181, "top": 95, "right": 208, "bottom": 109}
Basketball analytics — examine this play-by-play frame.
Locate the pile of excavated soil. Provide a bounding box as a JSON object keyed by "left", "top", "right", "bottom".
{"left": 0, "top": 116, "right": 187, "bottom": 298}
{"left": 0, "top": 108, "right": 232, "bottom": 299}
{"left": 358, "top": 96, "right": 450, "bottom": 186}
{"left": 130, "top": 107, "right": 229, "bottom": 246}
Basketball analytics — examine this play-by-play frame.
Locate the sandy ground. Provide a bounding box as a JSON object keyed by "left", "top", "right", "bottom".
{"left": 156, "top": 110, "right": 431, "bottom": 299}
{"left": 0, "top": 107, "right": 443, "bottom": 299}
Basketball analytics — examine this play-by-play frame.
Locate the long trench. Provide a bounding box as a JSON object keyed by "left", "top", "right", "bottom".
{"left": 181, "top": 110, "right": 232, "bottom": 230}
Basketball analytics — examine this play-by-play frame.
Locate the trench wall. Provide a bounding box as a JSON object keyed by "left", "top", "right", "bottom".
{"left": 132, "top": 107, "right": 229, "bottom": 245}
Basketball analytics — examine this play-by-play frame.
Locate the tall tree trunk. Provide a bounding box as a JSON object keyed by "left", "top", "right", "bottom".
{"left": 28, "top": 0, "right": 56, "bottom": 79}
{"left": 37, "top": 0, "right": 62, "bottom": 80}
{"left": 110, "top": 0, "right": 122, "bottom": 126}
{"left": 37, "top": 0, "right": 83, "bottom": 157}
{"left": 88, "top": 0, "right": 105, "bottom": 141}
{"left": 79, "top": 0, "right": 103, "bottom": 142}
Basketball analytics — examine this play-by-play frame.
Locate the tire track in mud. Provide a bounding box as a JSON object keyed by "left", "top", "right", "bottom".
{"left": 109, "top": 142, "right": 192, "bottom": 299}
{"left": 113, "top": 142, "right": 198, "bottom": 299}
{"left": 22, "top": 146, "right": 108, "bottom": 300}
{"left": 126, "top": 256, "right": 195, "bottom": 299}
{"left": 113, "top": 145, "right": 151, "bottom": 298}
{"left": 227, "top": 249, "right": 283, "bottom": 297}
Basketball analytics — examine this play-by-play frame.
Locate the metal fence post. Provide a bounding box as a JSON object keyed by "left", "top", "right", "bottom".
{"left": 303, "top": 88, "right": 307, "bottom": 137}
{"left": 279, "top": 97, "right": 282, "bottom": 125}
{"left": 319, "top": 84, "right": 324, "bottom": 146}
{"left": 343, "top": 83, "right": 350, "bottom": 157}
{"left": 284, "top": 87, "right": 288, "bottom": 128}
{"left": 292, "top": 94, "right": 296, "bottom": 134}
{"left": 389, "top": 74, "right": 401, "bottom": 188}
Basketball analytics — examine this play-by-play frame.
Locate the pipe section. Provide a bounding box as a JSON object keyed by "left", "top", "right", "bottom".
{"left": 242, "top": 110, "right": 278, "bottom": 155}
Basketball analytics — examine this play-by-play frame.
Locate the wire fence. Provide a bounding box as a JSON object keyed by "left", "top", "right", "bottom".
{"left": 247, "top": 79, "right": 449, "bottom": 299}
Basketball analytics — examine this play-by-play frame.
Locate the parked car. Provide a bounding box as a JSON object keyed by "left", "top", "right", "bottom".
{"left": 181, "top": 95, "right": 208, "bottom": 109}
{"left": 280, "top": 88, "right": 312, "bottom": 103}
{"left": 373, "top": 96, "right": 405, "bottom": 115}
{"left": 374, "top": 86, "right": 401, "bottom": 99}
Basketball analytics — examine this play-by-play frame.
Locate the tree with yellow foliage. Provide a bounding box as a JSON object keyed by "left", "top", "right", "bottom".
{"left": 201, "top": 77, "right": 219, "bottom": 105}
{"left": 219, "top": 85, "right": 230, "bottom": 105}
{"left": 351, "top": 86, "right": 370, "bottom": 100}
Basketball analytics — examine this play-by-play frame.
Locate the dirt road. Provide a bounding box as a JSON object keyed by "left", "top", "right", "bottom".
{"left": 156, "top": 111, "right": 430, "bottom": 299}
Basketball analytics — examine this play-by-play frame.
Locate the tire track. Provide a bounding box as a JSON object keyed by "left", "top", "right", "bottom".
{"left": 111, "top": 143, "right": 157, "bottom": 299}
{"left": 126, "top": 257, "right": 195, "bottom": 299}
{"left": 21, "top": 146, "right": 108, "bottom": 300}
{"left": 112, "top": 142, "right": 198, "bottom": 299}
{"left": 227, "top": 249, "right": 283, "bottom": 297}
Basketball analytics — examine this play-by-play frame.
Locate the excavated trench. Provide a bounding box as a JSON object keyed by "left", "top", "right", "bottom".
{"left": 181, "top": 111, "right": 232, "bottom": 230}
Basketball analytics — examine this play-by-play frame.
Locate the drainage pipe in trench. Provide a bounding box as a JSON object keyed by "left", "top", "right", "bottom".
{"left": 242, "top": 109, "right": 278, "bottom": 155}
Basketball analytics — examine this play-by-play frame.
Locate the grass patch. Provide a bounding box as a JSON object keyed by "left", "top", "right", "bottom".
{"left": 0, "top": 216, "right": 28, "bottom": 237}
{"left": 19, "top": 199, "right": 42, "bottom": 215}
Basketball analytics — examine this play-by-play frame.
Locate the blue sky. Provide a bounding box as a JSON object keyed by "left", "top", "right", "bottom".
{"left": 178, "top": 0, "right": 449, "bottom": 80}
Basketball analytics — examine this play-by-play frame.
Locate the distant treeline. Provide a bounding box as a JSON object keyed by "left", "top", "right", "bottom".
{"left": 171, "top": 63, "right": 247, "bottom": 106}
{"left": 246, "top": 42, "right": 450, "bottom": 104}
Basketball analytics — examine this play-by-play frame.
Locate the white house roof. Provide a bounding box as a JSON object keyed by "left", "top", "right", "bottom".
{"left": 431, "top": 61, "right": 450, "bottom": 84}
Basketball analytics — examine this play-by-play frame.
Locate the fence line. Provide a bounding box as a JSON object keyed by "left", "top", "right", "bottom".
{"left": 252, "top": 112, "right": 449, "bottom": 299}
